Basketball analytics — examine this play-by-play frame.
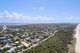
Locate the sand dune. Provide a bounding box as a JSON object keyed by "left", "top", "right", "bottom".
{"left": 74, "top": 24, "right": 80, "bottom": 53}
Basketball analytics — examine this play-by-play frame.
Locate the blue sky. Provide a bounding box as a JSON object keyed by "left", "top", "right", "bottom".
{"left": 0, "top": 0, "right": 80, "bottom": 23}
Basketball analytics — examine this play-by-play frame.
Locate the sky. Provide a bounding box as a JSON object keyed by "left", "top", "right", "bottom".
{"left": 0, "top": 0, "right": 80, "bottom": 23}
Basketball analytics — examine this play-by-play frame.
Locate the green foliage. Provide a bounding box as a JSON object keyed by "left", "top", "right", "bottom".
{"left": 24, "top": 25, "right": 75, "bottom": 53}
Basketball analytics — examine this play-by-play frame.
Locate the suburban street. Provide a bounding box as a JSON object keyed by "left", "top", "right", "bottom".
{"left": 21, "top": 30, "right": 58, "bottom": 53}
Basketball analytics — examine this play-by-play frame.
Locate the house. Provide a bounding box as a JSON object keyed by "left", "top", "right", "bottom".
{"left": 7, "top": 47, "right": 17, "bottom": 53}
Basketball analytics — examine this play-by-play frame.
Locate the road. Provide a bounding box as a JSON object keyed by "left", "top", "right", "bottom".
{"left": 21, "top": 30, "right": 58, "bottom": 53}
{"left": 74, "top": 24, "right": 80, "bottom": 53}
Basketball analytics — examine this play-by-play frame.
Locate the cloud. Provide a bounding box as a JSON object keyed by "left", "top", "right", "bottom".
{"left": 0, "top": 10, "right": 54, "bottom": 23}
{"left": 60, "top": 16, "right": 80, "bottom": 23}
{"left": 33, "top": 7, "right": 37, "bottom": 10}
{"left": 0, "top": 11, "right": 31, "bottom": 23}
{"left": 1, "top": 10, "right": 80, "bottom": 23}
{"left": 39, "top": 6, "right": 45, "bottom": 10}
{"left": 0, "top": 10, "right": 12, "bottom": 19}
{"left": 65, "top": 16, "right": 79, "bottom": 20}
{"left": 33, "top": 6, "right": 45, "bottom": 11}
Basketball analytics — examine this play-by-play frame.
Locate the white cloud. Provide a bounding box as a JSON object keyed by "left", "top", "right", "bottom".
{"left": 1, "top": 10, "right": 80, "bottom": 23}
{"left": 33, "top": 7, "right": 37, "bottom": 10}
{"left": 65, "top": 16, "right": 80, "bottom": 20}
{"left": 39, "top": 6, "right": 45, "bottom": 10}
{"left": 0, "top": 10, "right": 12, "bottom": 19}
{"left": 0, "top": 11, "right": 30, "bottom": 21}
{"left": 0, "top": 10, "right": 54, "bottom": 23}
{"left": 33, "top": 6, "right": 45, "bottom": 11}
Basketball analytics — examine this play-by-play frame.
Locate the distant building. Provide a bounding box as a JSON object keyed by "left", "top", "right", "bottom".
{"left": 3, "top": 25, "right": 7, "bottom": 30}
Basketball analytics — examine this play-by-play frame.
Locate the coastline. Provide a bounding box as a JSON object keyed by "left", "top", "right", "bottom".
{"left": 74, "top": 24, "right": 80, "bottom": 53}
